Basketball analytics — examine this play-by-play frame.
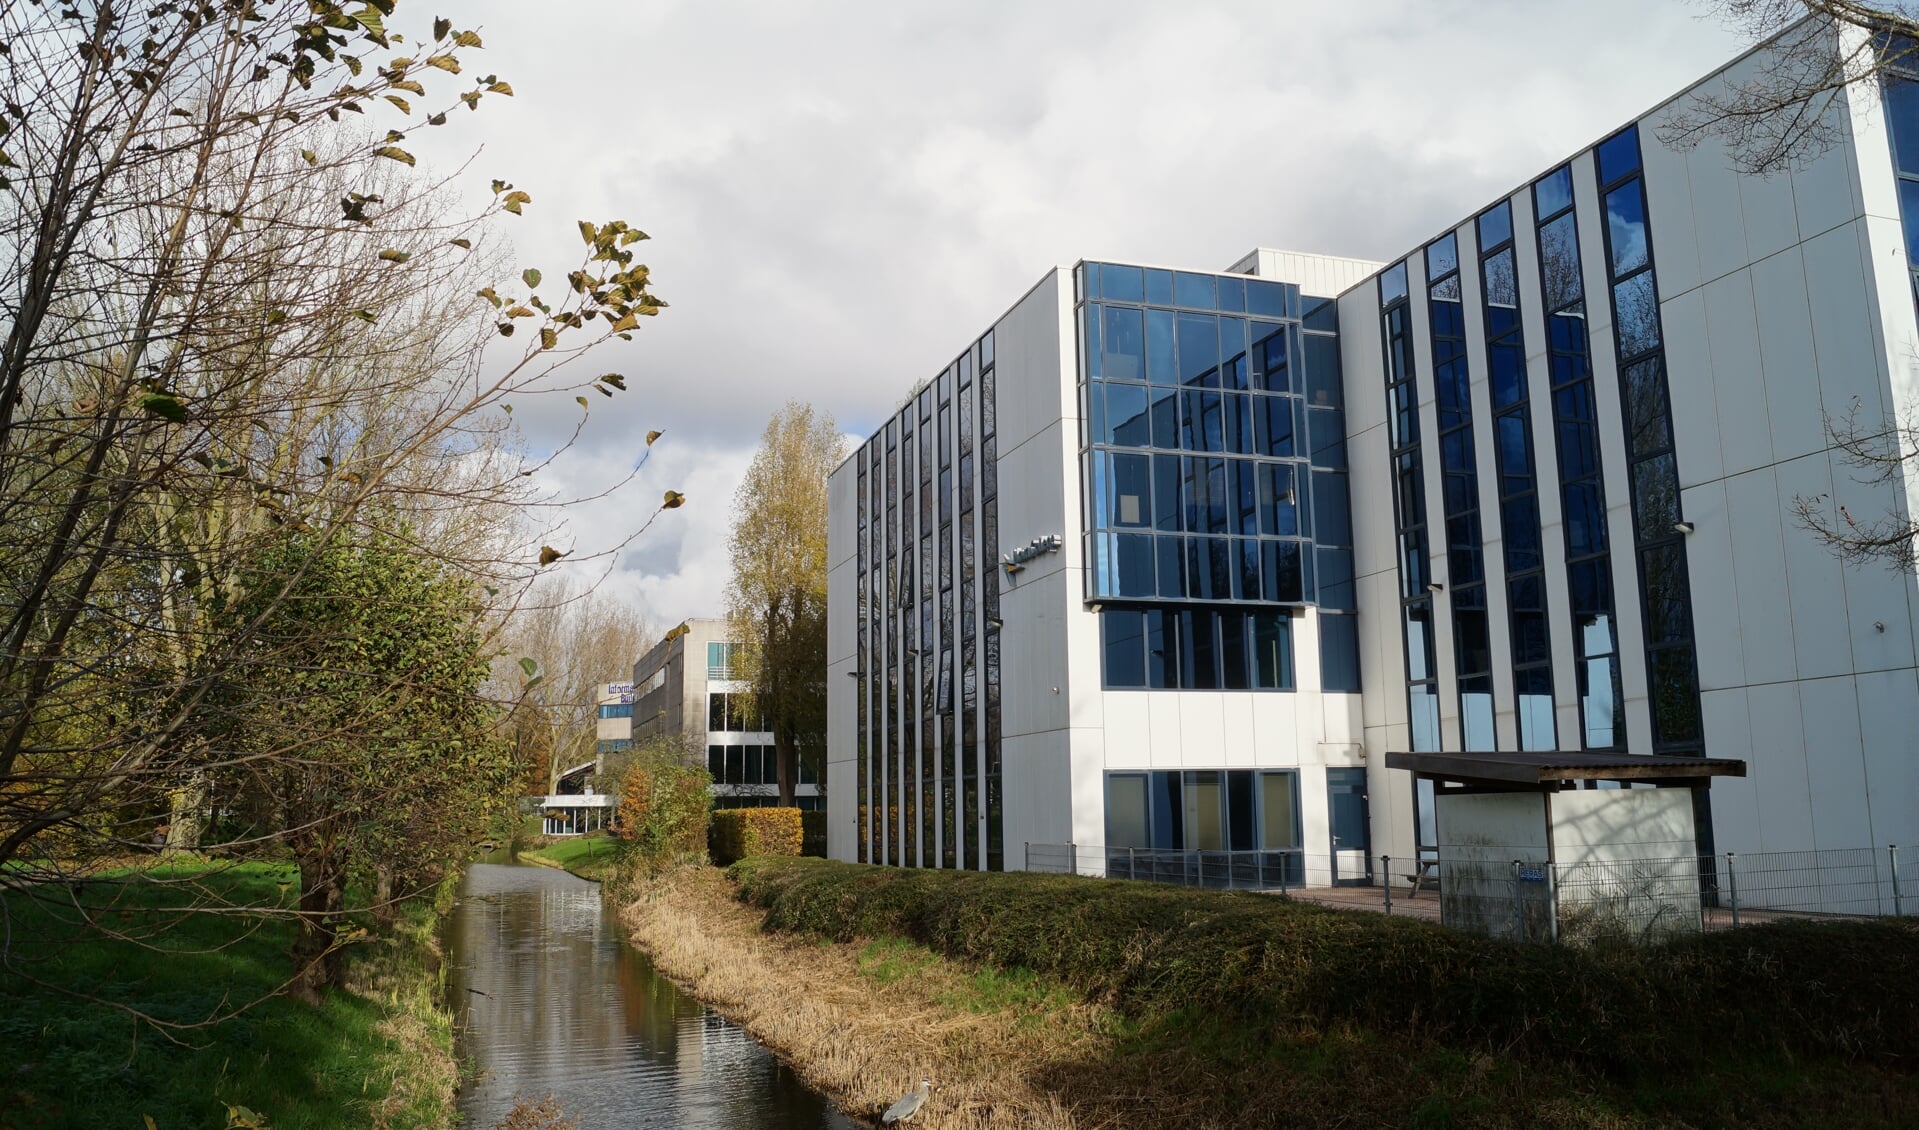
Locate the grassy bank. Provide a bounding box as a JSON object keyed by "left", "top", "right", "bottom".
{"left": 623, "top": 857, "right": 1918, "bottom": 1128}
{"left": 0, "top": 862, "right": 459, "bottom": 1128}
{"left": 519, "top": 831, "right": 619, "bottom": 882}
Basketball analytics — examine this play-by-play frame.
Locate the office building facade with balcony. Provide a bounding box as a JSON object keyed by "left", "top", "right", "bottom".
{"left": 824, "top": 23, "right": 1919, "bottom": 877}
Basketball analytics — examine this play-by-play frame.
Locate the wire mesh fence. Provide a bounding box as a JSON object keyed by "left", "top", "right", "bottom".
{"left": 1025, "top": 842, "right": 1911, "bottom": 943}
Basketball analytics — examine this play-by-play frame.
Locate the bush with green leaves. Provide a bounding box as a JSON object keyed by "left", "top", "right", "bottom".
{"left": 611, "top": 736, "right": 711, "bottom": 868}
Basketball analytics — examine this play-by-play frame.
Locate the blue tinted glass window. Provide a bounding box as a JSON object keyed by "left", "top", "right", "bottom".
{"left": 1116, "top": 533, "right": 1155, "bottom": 596}
{"left": 1152, "top": 453, "right": 1181, "bottom": 531}
{"left": 1301, "top": 295, "right": 1337, "bottom": 333}
{"left": 980, "top": 329, "right": 994, "bottom": 371}
{"left": 1257, "top": 395, "right": 1295, "bottom": 457}
{"left": 1216, "top": 275, "right": 1246, "bottom": 312}
{"left": 1175, "top": 272, "right": 1216, "bottom": 309}
{"left": 1103, "top": 611, "right": 1146, "bottom": 687}
{"left": 1503, "top": 496, "right": 1542, "bottom": 571}
{"left": 1219, "top": 318, "right": 1249, "bottom": 390}
{"left": 1177, "top": 312, "right": 1219, "bottom": 385}
{"left": 1150, "top": 386, "right": 1179, "bottom": 448}
{"left": 1308, "top": 407, "right": 1346, "bottom": 469}
{"left": 1318, "top": 614, "right": 1360, "bottom": 692}
{"left": 1478, "top": 200, "right": 1513, "bottom": 251}
{"left": 1251, "top": 322, "right": 1289, "bottom": 392}
{"left": 1225, "top": 393, "right": 1254, "bottom": 454}
{"left": 1484, "top": 247, "right": 1518, "bottom": 309}
{"left": 1303, "top": 334, "right": 1341, "bottom": 408}
{"left": 1144, "top": 268, "right": 1174, "bottom": 305}
{"left": 1145, "top": 309, "right": 1177, "bottom": 384}
{"left": 1109, "top": 451, "right": 1150, "bottom": 527}
{"left": 1259, "top": 461, "right": 1298, "bottom": 536}
{"left": 1248, "top": 279, "right": 1288, "bottom": 317}
{"left": 1535, "top": 166, "right": 1574, "bottom": 219}
{"left": 1380, "top": 261, "right": 1408, "bottom": 305}
{"left": 1426, "top": 232, "right": 1459, "bottom": 280}
{"left": 1489, "top": 342, "right": 1526, "bottom": 409}
{"left": 1538, "top": 213, "right": 1584, "bottom": 310}
{"left": 1312, "top": 470, "right": 1351, "bottom": 545}
{"left": 1890, "top": 77, "right": 1919, "bottom": 173}
{"left": 1614, "top": 272, "right": 1660, "bottom": 357}
{"left": 1102, "top": 262, "right": 1144, "bottom": 303}
{"left": 1316, "top": 547, "right": 1355, "bottom": 609}
{"left": 1563, "top": 481, "right": 1608, "bottom": 558}
{"left": 1900, "top": 180, "right": 1919, "bottom": 259}
{"left": 1595, "top": 125, "right": 1641, "bottom": 185}
{"left": 1080, "top": 263, "right": 1098, "bottom": 300}
{"left": 1155, "top": 536, "right": 1186, "bottom": 597}
{"left": 1081, "top": 305, "right": 1100, "bottom": 380}
{"left": 1604, "top": 183, "right": 1649, "bottom": 276}
{"left": 1102, "top": 304, "right": 1144, "bottom": 380}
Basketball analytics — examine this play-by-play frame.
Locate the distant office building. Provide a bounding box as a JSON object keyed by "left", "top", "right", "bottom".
{"left": 824, "top": 23, "right": 1919, "bottom": 879}
{"left": 633, "top": 617, "right": 823, "bottom": 811}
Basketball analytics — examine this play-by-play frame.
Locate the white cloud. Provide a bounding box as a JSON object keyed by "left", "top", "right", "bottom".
{"left": 388, "top": 0, "right": 1745, "bottom": 636}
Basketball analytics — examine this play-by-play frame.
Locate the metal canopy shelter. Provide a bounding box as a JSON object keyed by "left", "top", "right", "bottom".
{"left": 1384, "top": 750, "right": 1746, "bottom": 790}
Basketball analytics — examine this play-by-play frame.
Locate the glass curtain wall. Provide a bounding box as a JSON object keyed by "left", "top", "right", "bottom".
{"left": 1305, "top": 298, "right": 1360, "bottom": 691}
{"left": 856, "top": 331, "right": 1000, "bottom": 871}
{"left": 1534, "top": 165, "right": 1625, "bottom": 750}
{"left": 1425, "top": 233, "right": 1495, "bottom": 750}
{"left": 1380, "top": 263, "right": 1441, "bottom": 754}
{"left": 1595, "top": 125, "right": 1702, "bottom": 757}
{"left": 1882, "top": 37, "right": 1919, "bottom": 306}
{"left": 1478, "top": 200, "right": 1557, "bottom": 750}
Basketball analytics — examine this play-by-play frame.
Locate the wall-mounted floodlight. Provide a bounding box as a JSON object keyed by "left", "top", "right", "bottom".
{"left": 846, "top": 669, "right": 863, "bottom": 678}
{"left": 1673, "top": 521, "right": 1695, "bottom": 535}
{"left": 1427, "top": 581, "right": 1445, "bottom": 593}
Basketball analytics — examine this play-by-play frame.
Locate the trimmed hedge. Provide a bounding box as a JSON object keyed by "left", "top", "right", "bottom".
{"left": 711, "top": 807, "right": 803, "bottom": 864}
{"left": 729, "top": 856, "right": 1919, "bottom": 1075}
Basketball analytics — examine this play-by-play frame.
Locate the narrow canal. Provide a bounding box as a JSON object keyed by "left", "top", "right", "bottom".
{"left": 447, "top": 861, "right": 858, "bottom": 1129}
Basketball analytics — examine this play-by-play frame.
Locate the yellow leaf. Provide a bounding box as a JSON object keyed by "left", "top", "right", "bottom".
{"left": 576, "top": 396, "right": 589, "bottom": 409}
{"left": 377, "top": 248, "right": 410, "bottom": 262}
{"left": 662, "top": 489, "right": 686, "bottom": 509}
{"left": 610, "top": 311, "right": 638, "bottom": 333}
{"left": 384, "top": 94, "right": 411, "bottom": 113}
{"left": 487, "top": 81, "right": 514, "bottom": 95}
{"left": 540, "top": 327, "right": 557, "bottom": 350}
{"left": 300, "top": 148, "right": 317, "bottom": 165}
{"left": 455, "top": 30, "right": 483, "bottom": 47}
{"left": 449, "top": 238, "right": 472, "bottom": 249}
{"left": 505, "top": 305, "right": 535, "bottom": 318}
{"left": 501, "top": 190, "right": 531, "bottom": 215}
{"left": 373, "top": 145, "right": 415, "bottom": 166}
{"left": 426, "top": 54, "right": 460, "bottom": 73}
{"left": 393, "top": 79, "right": 426, "bottom": 95}
{"left": 646, "top": 429, "right": 662, "bottom": 446}
{"left": 538, "top": 545, "right": 568, "bottom": 566}
{"left": 578, "top": 220, "right": 597, "bottom": 244}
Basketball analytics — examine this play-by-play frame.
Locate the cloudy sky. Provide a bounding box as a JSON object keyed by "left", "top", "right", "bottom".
{"left": 404, "top": 0, "right": 1748, "bottom": 632}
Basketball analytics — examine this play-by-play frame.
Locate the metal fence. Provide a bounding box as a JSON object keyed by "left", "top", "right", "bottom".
{"left": 1025, "top": 842, "right": 1910, "bottom": 942}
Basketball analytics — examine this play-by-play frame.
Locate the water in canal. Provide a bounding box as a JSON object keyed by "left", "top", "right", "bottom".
{"left": 447, "top": 861, "right": 859, "bottom": 1129}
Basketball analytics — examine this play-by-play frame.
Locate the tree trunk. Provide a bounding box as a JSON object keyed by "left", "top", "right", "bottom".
{"left": 291, "top": 837, "right": 347, "bottom": 1002}
{"left": 371, "top": 864, "right": 396, "bottom": 925}
{"left": 162, "top": 771, "right": 209, "bottom": 854}
{"left": 776, "top": 730, "right": 796, "bottom": 806}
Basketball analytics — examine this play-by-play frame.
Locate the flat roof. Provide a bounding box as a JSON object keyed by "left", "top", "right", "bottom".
{"left": 1384, "top": 751, "right": 1747, "bottom": 786}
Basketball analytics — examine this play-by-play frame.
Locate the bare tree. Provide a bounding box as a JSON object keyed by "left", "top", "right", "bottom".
{"left": 1662, "top": 2, "right": 1919, "bottom": 174}
{"left": 725, "top": 403, "right": 844, "bottom": 806}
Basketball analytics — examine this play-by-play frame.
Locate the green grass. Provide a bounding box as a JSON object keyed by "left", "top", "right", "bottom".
{"left": 0, "top": 861, "right": 457, "bottom": 1129}
{"left": 520, "top": 831, "right": 619, "bottom": 882}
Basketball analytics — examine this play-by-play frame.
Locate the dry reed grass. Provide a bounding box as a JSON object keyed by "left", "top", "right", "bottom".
{"left": 622, "top": 866, "right": 1110, "bottom": 1128}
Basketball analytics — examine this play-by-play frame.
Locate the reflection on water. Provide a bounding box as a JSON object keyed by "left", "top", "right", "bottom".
{"left": 448, "top": 863, "right": 856, "bottom": 1129}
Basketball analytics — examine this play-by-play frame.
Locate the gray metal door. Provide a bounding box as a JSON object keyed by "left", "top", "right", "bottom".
{"left": 1328, "top": 768, "right": 1372, "bottom": 886}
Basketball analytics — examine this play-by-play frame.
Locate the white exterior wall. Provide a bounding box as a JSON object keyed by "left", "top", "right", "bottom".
{"left": 825, "top": 458, "right": 859, "bottom": 862}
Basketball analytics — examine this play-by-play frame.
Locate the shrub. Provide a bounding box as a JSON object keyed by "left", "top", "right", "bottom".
{"left": 610, "top": 739, "right": 710, "bottom": 866}
{"left": 711, "top": 807, "right": 803, "bottom": 864}
{"left": 728, "top": 857, "right": 1919, "bottom": 1076}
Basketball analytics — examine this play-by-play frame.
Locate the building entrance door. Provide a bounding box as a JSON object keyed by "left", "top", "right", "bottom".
{"left": 1327, "top": 768, "right": 1372, "bottom": 886}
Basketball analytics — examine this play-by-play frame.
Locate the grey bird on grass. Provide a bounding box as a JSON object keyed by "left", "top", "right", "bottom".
{"left": 881, "top": 1077, "right": 933, "bottom": 1125}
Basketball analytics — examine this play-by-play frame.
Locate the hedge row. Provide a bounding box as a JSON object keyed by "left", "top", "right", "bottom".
{"left": 729, "top": 856, "right": 1919, "bottom": 1074}
{"left": 711, "top": 807, "right": 803, "bottom": 864}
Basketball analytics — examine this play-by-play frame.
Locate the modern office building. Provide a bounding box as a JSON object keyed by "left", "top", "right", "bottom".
{"left": 824, "top": 22, "right": 1919, "bottom": 880}
{"left": 632, "top": 618, "right": 824, "bottom": 811}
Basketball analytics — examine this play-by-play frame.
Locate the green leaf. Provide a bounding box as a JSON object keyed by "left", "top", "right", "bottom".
{"left": 139, "top": 393, "right": 187, "bottom": 423}
{"left": 373, "top": 145, "right": 415, "bottom": 166}
{"left": 300, "top": 148, "right": 318, "bottom": 165}
{"left": 518, "top": 656, "right": 538, "bottom": 677}
{"left": 434, "top": 16, "right": 452, "bottom": 40}
{"left": 540, "top": 327, "right": 558, "bottom": 350}
{"left": 599, "top": 372, "right": 626, "bottom": 390}
{"left": 449, "top": 237, "right": 472, "bottom": 249}
{"left": 522, "top": 267, "right": 541, "bottom": 289}
{"left": 575, "top": 395, "right": 589, "bottom": 409}
{"left": 523, "top": 675, "right": 544, "bottom": 690}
